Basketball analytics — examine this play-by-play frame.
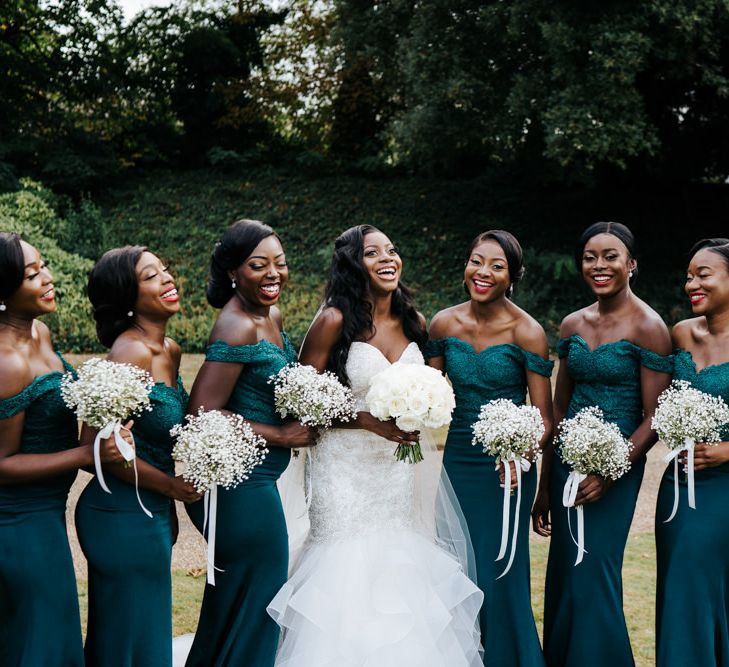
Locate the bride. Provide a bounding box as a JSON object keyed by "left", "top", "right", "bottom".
{"left": 268, "top": 225, "right": 483, "bottom": 666}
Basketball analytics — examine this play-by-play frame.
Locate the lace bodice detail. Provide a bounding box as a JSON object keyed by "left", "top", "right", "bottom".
{"left": 0, "top": 353, "right": 78, "bottom": 455}
{"left": 558, "top": 334, "right": 674, "bottom": 436}
{"left": 307, "top": 342, "right": 424, "bottom": 544}
{"left": 425, "top": 337, "right": 553, "bottom": 427}
{"left": 674, "top": 349, "right": 729, "bottom": 440}
{"left": 132, "top": 378, "right": 187, "bottom": 476}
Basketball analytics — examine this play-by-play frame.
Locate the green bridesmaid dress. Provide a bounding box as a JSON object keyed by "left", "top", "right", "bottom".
{"left": 0, "top": 353, "right": 84, "bottom": 667}
{"left": 184, "top": 334, "right": 295, "bottom": 667}
{"left": 543, "top": 335, "right": 673, "bottom": 667}
{"left": 425, "top": 337, "right": 554, "bottom": 667}
{"left": 655, "top": 349, "right": 729, "bottom": 666}
{"left": 75, "top": 377, "right": 188, "bottom": 667}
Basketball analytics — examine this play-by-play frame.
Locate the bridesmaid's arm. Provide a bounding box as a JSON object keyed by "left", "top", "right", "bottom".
{"left": 532, "top": 320, "right": 575, "bottom": 535}
{"left": 424, "top": 310, "right": 447, "bottom": 373}
{"left": 188, "top": 317, "right": 315, "bottom": 450}
{"left": 298, "top": 307, "right": 416, "bottom": 443}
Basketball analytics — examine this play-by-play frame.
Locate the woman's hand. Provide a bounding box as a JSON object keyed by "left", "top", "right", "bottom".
{"left": 358, "top": 412, "right": 419, "bottom": 444}
{"left": 681, "top": 442, "right": 729, "bottom": 471}
{"left": 98, "top": 419, "right": 134, "bottom": 464}
{"left": 574, "top": 474, "right": 612, "bottom": 506}
{"left": 278, "top": 421, "right": 318, "bottom": 449}
{"left": 531, "top": 488, "right": 551, "bottom": 536}
{"left": 166, "top": 475, "right": 203, "bottom": 503}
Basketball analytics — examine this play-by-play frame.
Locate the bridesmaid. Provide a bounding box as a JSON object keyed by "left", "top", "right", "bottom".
{"left": 184, "top": 220, "right": 315, "bottom": 666}
{"left": 75, "top": 246, "right": 201, "bottom": 666}
{"left": 655, "top": 238, "right": 729, "bottom": 666}
{"left": 0, "top": 232, "right": 123, "bottom": 666}
{"left": 426, "top": 230, "right": 554, "bottom": 667}
{"left": 533, "top": 222, "right": 672, "bottom": 667}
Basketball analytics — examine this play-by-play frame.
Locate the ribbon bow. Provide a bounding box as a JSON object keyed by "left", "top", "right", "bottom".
{"left": 663, "top": 437, "right": 696, "bottom": 523}
{"left": 94, "top": 421, "right": 153, "bottom": 519}
{"left": 562, "top": 471, "right": 588, "bottom": 565}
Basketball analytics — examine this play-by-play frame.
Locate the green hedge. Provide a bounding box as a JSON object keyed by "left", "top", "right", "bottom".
{"left": 0, "top": 182, "right": 98, "bottom": 350}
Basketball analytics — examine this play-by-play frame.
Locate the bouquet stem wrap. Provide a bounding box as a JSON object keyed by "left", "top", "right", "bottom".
{"left": 94, "top": 421, "right": 152, "bottom": 519}
{"left": 562, "top": 471, "right": 588, "bottom": 565}
{"left": 495, "top": 457, "right": 531, "bottom": 578}
{"left": 663, "top": 437, "right": 696, "bottom": 522}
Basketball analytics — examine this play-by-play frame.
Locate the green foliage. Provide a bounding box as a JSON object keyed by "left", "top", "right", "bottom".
{"left": 0, "top": 182, "right": 97, "bottom": 350}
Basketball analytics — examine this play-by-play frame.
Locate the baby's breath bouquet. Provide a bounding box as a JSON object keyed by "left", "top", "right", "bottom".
{"left": 269, "top": 363, "right": 357, "bottom": 457}
{"left": 171, "top": 408, "right": 268, "bottom": 585}
{"left": 61, "top": 357, "right": 155, "bottom": 516}
{"left": 365, "top": 362, "right": 455, "bottom": 464}
{"left": 652, "top": 380, "right": 729, "bottom": 521}
{"left": 472, "top": 398, "right": 545, "bottom": 577}
{"left": 559, "top": 406, "right": 633, "bottom": 565}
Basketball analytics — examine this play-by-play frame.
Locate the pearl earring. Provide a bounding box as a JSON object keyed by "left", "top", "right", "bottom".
{"left": 127, "top": 310, "right": 133, "bottom": 317}
{"left": 231, "top": 279, "right": 236, "bottom": 289}
{"left": 0, "top": 302, "right": 6, "bottom": 312}
{"left": 629, "top": 271, "right": 634, "bottom": 279}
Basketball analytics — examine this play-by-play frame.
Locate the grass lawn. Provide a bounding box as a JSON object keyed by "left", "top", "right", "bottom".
{"left": 76, "top": 533, "right": 656, "bottom": 664}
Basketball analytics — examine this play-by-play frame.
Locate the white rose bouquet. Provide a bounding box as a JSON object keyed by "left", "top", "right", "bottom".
{"left": 171, "top": 408, "right": 268, "bottom": 585}
{"left": 365, "top": 361, "right": 455, "bottom": 464}
{"left": 61, "top": 357, "right": 155, "bottom": 516}
{"left": 652, "top": 380, "right": 729, "bottom": 521}
{"left": 471, "top": 399, "right": 545, "bottom": 578}
{"left": 269, "top": 363, "right": 357, "bottom": 457}
{"left": 558, "top": 406, "right": 633, "bottom": 565}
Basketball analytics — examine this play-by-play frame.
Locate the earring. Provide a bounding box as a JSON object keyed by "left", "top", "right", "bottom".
{"left": 0, "top": 302, "right": 6, "bottom": 312}
{"left": 231, "top": 279, "right": 236, "bottom": 289}
{"left": 629, "top": 271, "right": 634, "bottom": 279}
{"left": 127, "top": 310, "right": 133, "bottom": 317}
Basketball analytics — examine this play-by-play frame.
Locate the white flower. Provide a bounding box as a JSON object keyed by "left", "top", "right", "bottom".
{"left": 471, "top": 399, "right": 545, "bottom": 463}
{"left": 269, "top": 363, "right": 357, "bottom": 428}
{"left": 652, "top": 380, "right": 729, "bottom": 450}
{"left": 61, "top": 358, "right": 154, "bottom": 429}
{"left": 171, "top": 408, "right": 268, "bottom": 493}
{"left": 558, "top": 406, "right": 632, "bottom": 480}
{"left": 396, "top": 415, "right": 421, "bottom": 432}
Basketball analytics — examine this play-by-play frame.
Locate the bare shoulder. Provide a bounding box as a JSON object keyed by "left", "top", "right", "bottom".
{"left": 0, "top": 347, "right": 32, "bottom": 399}
{"left": 671, "top": 317, "right": 701, "bottom": 350}
{"left": 513, "top": 310, "right": 549, "bottom": 357}
{"left": 208, "top": 308, "right": 258, "bottom": 347}
{"left": 34, "top": 319, "right": 53, "bottom": 344}
{"left": 558, "top": 308, "right": 588, "bottom": 339}
{"left": 428, "top": 303, "right": 468, "bottom": 340}
{"left": 107, "top": 335, "right": 154, "bottom": 373}
{"left": 633, "top": 302, "right": 672, "bottom": 355}
{"left": 308, "top": 306, "right": 344, "bottom": 340}
{"left": 166, "top": 337, "right": 182, "bottom": 367}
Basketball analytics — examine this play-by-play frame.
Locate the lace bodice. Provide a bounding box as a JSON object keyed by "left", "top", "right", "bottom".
{"left": 205, "top": 333, "right": 297, "bottom": 481}
{"left": 133, "top": 378, "right": 187, "bottom": 476}
{"left": 307, "top": 341, "right": 424, "bottom": 544}
{"left": 674, "top": 349, "right": 729, "bottom": 440}
{"left": 425, "top": 337, "right": 553, "bottom": 428}
{"left": 558, "top": 334, "right": 673, "bottom": 436}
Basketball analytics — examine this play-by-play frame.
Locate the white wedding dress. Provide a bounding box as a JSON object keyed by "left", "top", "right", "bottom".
{"left": 267, "top": 341, "right": 484, "bottom": 666}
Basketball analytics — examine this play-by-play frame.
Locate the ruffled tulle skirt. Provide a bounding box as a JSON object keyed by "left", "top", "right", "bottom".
{"left": 267, "top": 528, "right": 484, "bottom": 667}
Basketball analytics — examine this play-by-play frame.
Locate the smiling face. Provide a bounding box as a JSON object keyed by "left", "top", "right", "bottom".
{"left": 464, "top": 239, "right": 511, "bottom": 303}
{"left": 232, "top": 235, "right": 288, "bottom": 306}
{"left": 362, "top": 231, "right": 402, "bottom": 294}
{"left": 581, "top": 233, "right": 636, "bottom": 296}
{"left": 133, "top": 251, "right": 180, "bottom": 319}
{"left": 4, "top": 240, "right": 56, "bottom": 317}
{"left": 685, "top": 248, "right": 729, "bottom": 315}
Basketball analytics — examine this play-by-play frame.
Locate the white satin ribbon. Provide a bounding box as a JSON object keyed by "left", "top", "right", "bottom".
{"left": 93, "top": 421, "right": 152, "bottom": 518}
{"left": 495, "top": 457, "right": 531, "bottom": 579}
{"left": 562, "top": 471, "right": 587, "bottom": 565}
{"left": 203, "top": 486, "right": 224, "bottom": 586}
{"left": 663, "top": 437, "right": 696, "bottom": 523}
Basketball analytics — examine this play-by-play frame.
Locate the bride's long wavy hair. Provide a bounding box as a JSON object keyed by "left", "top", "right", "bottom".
{"left": 324, "top": 224, "right": 427, "bottom": 384}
